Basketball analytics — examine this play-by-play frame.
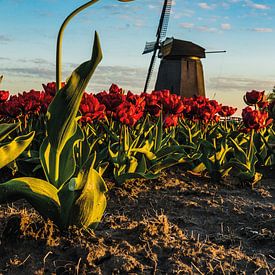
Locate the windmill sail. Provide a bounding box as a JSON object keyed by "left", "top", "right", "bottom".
{"left": 143, "top": 0, "right": 172, "bottom": 92}
{"left": 142, "top": 41, "right": 157, "bottom": 54}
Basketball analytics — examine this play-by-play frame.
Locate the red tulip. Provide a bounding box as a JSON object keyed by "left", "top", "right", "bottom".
{"left": 42, "top": 82, "right": 65, "bottom": 96}
{"left": 79, "top": 93, "right": 106, "bottom": 123}
{"left": 109, "top": 83, "right": 123, "bottom": 94}
{"left": 143, "top": 92, "right": 162, "bottom": 117}
{"left": 242, "top": 106, "right": 272, "bottom": 132}
{"left": 116, "top": 101, "right": 145, "bottom": 127}
{"left": 164, "top": 114, "right": 179, "bottom": 128}
{"left": 243, "top": 90, "right": 264, "bottom": 105}
{"left": 218, "top": 106, "right": 237, "bottom": 117}
{"left": 96, "top": 89, "right": 125, "bottom": 117}
{"left": 0, "top": 90, "right": 9, "bottom": 102}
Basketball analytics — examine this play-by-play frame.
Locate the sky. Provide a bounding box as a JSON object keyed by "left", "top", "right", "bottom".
{"left": 1, "top": 0, "right": 275, "bottom": 114}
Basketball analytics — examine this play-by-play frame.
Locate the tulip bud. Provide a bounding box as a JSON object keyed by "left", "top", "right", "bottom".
{"left": 243, "top": 90, "right": 265, "bottom": 106}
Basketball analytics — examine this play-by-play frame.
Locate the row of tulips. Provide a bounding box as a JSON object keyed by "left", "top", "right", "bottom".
{"left": 0, "top": 84, "right": 274, "bottom": 182}
{"left": 1, "top": 84, "right": 273, "bottom": 132}
{"left": 0, "top": 80, "right": 274, "bottom": 230}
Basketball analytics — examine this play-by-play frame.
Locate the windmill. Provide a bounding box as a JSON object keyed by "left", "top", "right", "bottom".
{"left": 143, "top": 0, "right": 172, "bottom": 93}
{"left": 143, "top": 0, "right": 226, "bottom": 97}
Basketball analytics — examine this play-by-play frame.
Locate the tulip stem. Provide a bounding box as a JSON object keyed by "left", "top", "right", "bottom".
{"left": 56, "top": 0, "right": 100, "bottom": 92}
{"left": 248, "top": 129, "right": 254, "bottom": 166}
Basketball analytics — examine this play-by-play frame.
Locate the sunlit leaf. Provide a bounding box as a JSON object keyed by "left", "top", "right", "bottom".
{"left": 0, "top": 131, "right": 35, "bottom": 169}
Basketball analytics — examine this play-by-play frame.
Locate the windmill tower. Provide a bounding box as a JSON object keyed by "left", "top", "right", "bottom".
{"left": 155, "top": 38, "right": 206, "bottom": 98}
{"left": 143, "top": 0, "right": 225, "bottom": 97}
{"left": 143, "top": 0, "right": 205, "bottom": 97}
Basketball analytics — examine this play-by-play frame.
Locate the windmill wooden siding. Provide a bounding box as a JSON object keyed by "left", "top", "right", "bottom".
{"left": 155, "top": 38, "right": 206, "bottom": 98}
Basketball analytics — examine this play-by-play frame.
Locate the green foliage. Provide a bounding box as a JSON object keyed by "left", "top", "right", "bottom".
{"left": 0, "top": 33, "right": 107, "bottom": 230}
{"left": 0, "top": 122, "right": 35, "bottom": 170}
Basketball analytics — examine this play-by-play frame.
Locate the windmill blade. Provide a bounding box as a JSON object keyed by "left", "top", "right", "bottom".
{"left": 157, "top": 0, "right": 172, "bottom": 41}
{"left": 143, "top": 50, "right": 158, "bottom": 94}
{"left": 143, "top": 0, "right": 172, "bottom": 92}
{"left": 143, "top": 41, "right": 157, "bottom": 54}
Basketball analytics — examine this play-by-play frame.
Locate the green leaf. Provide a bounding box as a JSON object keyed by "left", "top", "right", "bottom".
{"left": 154, "top": 113, "right": 163, "bottom": 152}
{"left": 0, "top": 177, "right": 60, "bottom": 223}
{"left": 46, "top": 31, "right": 102, "bottom": 153}
{"left": 72, "top": 168, "right": 108, "bottom": 229}
{"left": 58, "top": 179, "right": 78, "bottom": 229}
{"left": 128, "top": 156, "right": 138, "bottom": 173}
{"left": 150, "top": 154, "right": 191, "bottom": 174}
{"left": 40, "top": 125, "right": 84, "bottom": 187}
{"left": 131, "top": 140, "right": 156, "bottom": 160}
{"left": 155, "top": 145, "right": 186, "bottom": 160}
{"left": 97, "top": 162, "right": 109, "bottom": 177}
{"left": 229, "top": 136, "right": 247, "bottom": 163}
{"left": 136, "top": 154, "right": 147, "bottom": 173}
{"left": 0, "top": 131, "right": 35, "bottom": 169}
{"left": 0, "top": 122, "right": 20, "bottom": 142}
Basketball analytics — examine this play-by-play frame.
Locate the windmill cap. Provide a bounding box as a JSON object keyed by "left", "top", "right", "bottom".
{"left": 161, "top": 37, "right": 206, "bottom": 59}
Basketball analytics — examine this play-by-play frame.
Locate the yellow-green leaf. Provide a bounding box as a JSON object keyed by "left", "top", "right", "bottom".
{"left": 46, "top": 31, "right": 102, "bottom": 153}
{"left": 0, "top": 122, "right": 20, "bottom": 142}
{"left": 40, "top": 126, "right": 84, "bottom": 187}
{"left": 0, "top": 131, "right": 35, "bottom": 169}
{"left": 0, "top": 177, "right": 60, "bottom": 223}
{"left": 72, "top": 168, "right": 108, "bottom": 229}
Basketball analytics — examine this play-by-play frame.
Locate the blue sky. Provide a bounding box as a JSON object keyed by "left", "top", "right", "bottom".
{"left": 1, "top": 0, "right": 275, "bottom": 113}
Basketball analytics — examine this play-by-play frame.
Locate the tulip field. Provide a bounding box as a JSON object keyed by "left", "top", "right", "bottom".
{"left": 0, "top": 0, "right": 274, "bottom": 272}
{"left": 0, "top": 76, "right": 274, "bottom": 273}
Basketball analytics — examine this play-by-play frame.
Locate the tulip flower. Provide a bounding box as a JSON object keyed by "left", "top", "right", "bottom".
{"left": 164, "top": 114, "right": 179, "bottom": 128}
{"left": 242, "top": 106, "right": 272, "bottom": 132}
{"left": 218, "top": 106, "right": 237, "bottom": 117}
{"left": 79, "top": 93, "right": 106, "bottom": 123}
{"left": 116, "top": 100, "right": 145, "bottom": 127}
{"left": 243, "top": 90, "right": 265, "bottom": 106}
{"left": 0, "top": 90, "right": 9, "bottom": 102}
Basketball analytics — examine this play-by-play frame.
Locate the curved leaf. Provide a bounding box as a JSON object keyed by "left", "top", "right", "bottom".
{"left": 40, "top": 125, "right": 84, "bottom": 187}
{"left": 46, "top": 31, "right": 102, "bottom": 152}
{"left": 0, "top": 122, "right": 20, "bottom": 142}
{"left": 0, "top": 131, "right": 35, "bottom": 169}
{"left": 72, "top": 168, "right": 108, "bottom": 229}
{"left": 0, "top": 177, "right": 60, "bottom": 223}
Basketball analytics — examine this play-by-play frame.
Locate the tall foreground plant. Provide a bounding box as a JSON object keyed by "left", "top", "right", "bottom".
{"left": 0, "top": 0, "right": 134, "bottom": 229}
{"left": 0, "top": 34, "right": 105, "bottom": 229}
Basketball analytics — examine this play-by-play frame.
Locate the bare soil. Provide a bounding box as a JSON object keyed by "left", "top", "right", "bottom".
{"left": 0, "top": 169, "right": 274, "bottom": 274}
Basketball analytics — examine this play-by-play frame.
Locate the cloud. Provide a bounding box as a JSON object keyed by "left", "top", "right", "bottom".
{"left": 207, "top": 76, "right": 275, "bottom": 92}
{"left": 180, "top": 22, "right": 194, "bottom": 29}
{"left": 180, "top": 23, "right": 220, "bottom": 33}
{"left": 198, "top": 2, "right": 216, "bottom": 10}
{"left": 148, "top": 4, "right": 158, "bottom": 9}
{"left": 91, "top": 66, "right": 148, "bottom": 92}
{"left": 134, "top": 19, "right": 145, "bottom": 28}
{"left": 197, "top": 26, "right": 218, "bottom": 32}
{"left": 0, "top": 57, "right": 11, "bottom": 61}
{"left": 1, "top": 67, "right": 55, "bottom": 79}
{"left": 0, "top": 35, "right": 12, "bottom": 44}
{"left": 173, "top": 9, "right": 194, "bottom": 19}
{"left": 251, "top": 27, "right": 273, "bottom": 32}
{"left": 221, "top": 23, "right": 231, "bottom": 30}
{"left": 1, "top": 65, "right": 149, "bottom": 93}
{"left": 245, "top": 0, "right": 270, "bottom": 10}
